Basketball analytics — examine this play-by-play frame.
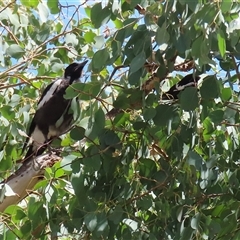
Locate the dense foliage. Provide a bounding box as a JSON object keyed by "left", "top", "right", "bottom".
{"left": 1, "top": 0, "right": 240, "bottom": 239}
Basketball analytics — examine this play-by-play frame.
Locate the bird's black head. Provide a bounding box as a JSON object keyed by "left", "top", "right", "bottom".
{"left": 64, "top": 60, "right": 88, "bottom": 83}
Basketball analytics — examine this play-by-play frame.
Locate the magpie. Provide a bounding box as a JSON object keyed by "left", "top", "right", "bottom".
{"left": 22, "top": 61, "right": 88, "bottom": 161}
{"left": 162, "top": 74, "right": 200, "bottom": 100}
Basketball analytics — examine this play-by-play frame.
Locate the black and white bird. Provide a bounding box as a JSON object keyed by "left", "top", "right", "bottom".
{"left": 22, "top": 61, "right": 88, "bottom": 161}
{"left": 162, "top": 74, "right": 200, "bottom": 100}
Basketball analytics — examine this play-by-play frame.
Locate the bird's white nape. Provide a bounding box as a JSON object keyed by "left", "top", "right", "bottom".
{"left": 37, "top": 79, "right": 62, "bottom": 109}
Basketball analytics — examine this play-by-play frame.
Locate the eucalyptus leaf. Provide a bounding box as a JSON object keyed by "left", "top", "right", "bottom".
{"left": 179, "top": 87, "right": 199, "bottom": 111}
{"left": 47, "top": 0, "right": 59, "bottom": 14}
{"left": 129, "top": 51, "right": 146, "bottom": 74}
{"left": 92, "top": 48, "right": 109, "bottom": 72}
{"left": 6, "top": 44, "right": 25, "bottom": 59}
{"left": 200, "top": 76, "right": 220, "bottom": 99}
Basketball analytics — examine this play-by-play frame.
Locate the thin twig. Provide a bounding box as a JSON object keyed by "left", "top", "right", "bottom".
{"left": 0, "top": 1, "right": 15, "bottom": 14}
{"left": 108, "top": 65, "right": 129, "bottom": 82}
{"left": 230, "top": 54, "right": 240, "bottom": 82}
{"left": 63, "top": 5, "right": 81, "bottom": 32}
{"left": 0, "top": 61, "right": 27, "bottom": 78}
{"left": 0, "top": 76, "right": 56, "bottom": 90}
{"left": 0, "top": 21, "right": 20, "bottom": 45}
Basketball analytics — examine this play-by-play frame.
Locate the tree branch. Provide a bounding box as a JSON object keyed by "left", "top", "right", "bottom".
{"left": 0, "top": 154, "right": 60, "bottom": 212}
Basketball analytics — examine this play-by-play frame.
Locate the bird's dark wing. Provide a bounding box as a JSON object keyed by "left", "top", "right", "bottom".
{"left": 37, "top": 81, "right": 55, "bottom": 104}
{"left": 37, "top": 79, "right": 63, "bottom": 109}
{"left": 22, "top": 79, "right": 63, "bottom": 159}
{"left": 22, "top": 111, "right": 50, "bottom": 160}
{"left": 21, "top": 115, "right": 36, "bottom": 155}
{"left": 162, "top": 74, "right": 200, "bottom": 100}
{"left": 33, "top": 82, "right": 73, "bottom": 141}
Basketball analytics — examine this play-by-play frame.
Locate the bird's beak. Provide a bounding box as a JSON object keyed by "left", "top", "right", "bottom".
{"left": 78, "top": 60, "right": 88, "bottom": 68}
{"left": 74, "top": 60, "right": 88, "bottom": 75}
{"left": 75, "top": 60, "right": 88, "bottom": 78}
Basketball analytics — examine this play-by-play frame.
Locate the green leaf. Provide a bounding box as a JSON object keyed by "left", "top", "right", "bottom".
{"left": 143, "top": 108, "right": 156, "bottom": 121}
{"left": 71, "top": 172, "right": 86, "bottom": 203}
{"left": 208, "top": 220, "right": 221, "bottom": 238}
{"left": 20, "top": 220, "right": 31, "bottom": 236}
{"left": 224, "top": 105, "right": 237, "bottom": 124}
{"left": 83, "top": 154, "right": 101, "bottom": 173}
{"left": 221, "top": 1, "right": 232, "bottom": 13}
{"left": 203, "top": 117, "right": 214, "bottom": 134}
{"left": 109, "top": 205, "right": 123, "bottom": 224}
{"left": 84, "top": 6, "right": 91, "bottom": 17}
{"left": 176, "top": 206, "right": 183, "bottom": 222}
{"left": 179, "top": 87, "right": 199, "bottom": 111}
{"left": 92, "top": 48, "right": 109, "bottom": 72}
{"left": 65, "top": 82, "right": 102, "bottom": 101}
{"left": 99, "top": 129, "right": 121, "bottom": 151}
{"left": 219, "top": 214, "right": 237, "bottom": 236}
{"left": 113, "top": 18, "right": 123, "bottom": 29}
{"left": 38, "top": 3, "right": 49, "bottom": 22}
{"left": 175, "top": 32, "right": 191, "bottom": 53}
{"left": 84, "top": 31, "right": 96, "bottom": 44}
{"left": 95, "top": 108, "right": 105, "bottom": 130}
{"left": 192, "top": 36, "right": 203, "bottom": 58}
{"left": 221, "top": 87, "right": 232, "bottom": 101}
{"left": 47, "top": 0, "right": 59, "bottom": 14}
{"left": 209, "top": 110, "right": 224, "bottom": 124}
{"left": 93, "top": 213, "right": 109, "bottom": 238}
{"left": 6, "top": 44, "right": 25, "bottom": 59}
{"left": 15, "top": 208, "right": 27, "bottom": 220}
{"left": 156, "top": 24, "right": 170, "bottom": 45}
{"left": 113, "top": 112, "right": 130, "bottom": 127}
{"left": 109, "top": 40, "right": 121, "bottom": 63}
{"left": 217, "top": 29, "right": 226, "bottom": 57}
{"left": 86, "top": 108, "right": 106, "bottom": 140}
{"left": 136, "top": 196, "right": 152, "bottom": 210}
{"left": 153, "top": 105, "right": 177, "bottom": 127}
{"left": 133, "top": 121, "right": 147, "bottom": 130}
{"left": 91, "top": 3, "right": 111, "bottom": 28}
{"left": 84, "top": 213, "right": 97, "bottom": 232}
{"left": 180, "top": 226, "right": 194, "bottom": 240}
{"left": 114, "top": 19, "right": 136, "bottom": 44}
{"left": 139, "top": 158, "right": 157, "bottom": 177}
{"left": 129, "top": 51, "right": 146, "bottom": 74}
{"left": 154, "top": 170, "right": 168, "bottom": 185}
{"left": 128, "top": 69, "right": 142, "bottom": 86}
{"left": 36, "top": 25, "right": 50, "bottom": 43}
{"left": 65, "top": 33, "right": 78, "bottom": 46}
{"left": 191, "top": 213, "right": 200, "bottom": 230}
{"left": 70, "top": 126, "right": 85, "bottom": 141}
{"left": 186, "top": 151, "right": 203, "bottom": 170}
{"left": 200, "top": 76, "right": 220, "bottom": 99}
{"left": 20, "top": 0, "right": 39, "bottom": 7}
{"left": 93, "top": 35, "right": 105, "bottom": 49}
{"left": 52, "top": 63, "right": 64, "bottom": 73}
{"left": 1, "top": 106, "right": 14, "bottom": 120}
{"left": 64, "top": 86, "right": 79, "bottom": 100}
{"left": 90, "top": 3, "right": 102, "bottom": 28}
{"left": 113, "top": 93, "right": 130, "bottom": 109}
